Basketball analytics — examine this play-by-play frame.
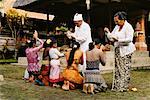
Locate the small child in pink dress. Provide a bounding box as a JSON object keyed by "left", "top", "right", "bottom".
{"left": 26, "top": 30, "right": 44, "bottom": 82}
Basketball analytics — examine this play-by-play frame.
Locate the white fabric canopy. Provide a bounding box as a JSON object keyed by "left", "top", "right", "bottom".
{"left": 13, "top": 0, "right": 37, "bottom": 7}
{"left": 18, "top": 9, "right": 55, "bottom": 21}
{"left": 3, "top": 0, "right": 54, "bottom": 21}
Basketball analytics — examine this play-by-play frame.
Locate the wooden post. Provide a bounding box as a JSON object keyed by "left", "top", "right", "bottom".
{"left": 87, "top": 10, "right": 90, "bottom": 24}
{"left": 108, "top": 0, "right": 112, "bottom": 31}
{"left": 86, "top": 0, "right": 90, "bottom": 24}
{"left": 135, "top": 14, "right": 147, "bottom": 51}
{"left": 46, "top": 13, "right": 49, "bottom": 35}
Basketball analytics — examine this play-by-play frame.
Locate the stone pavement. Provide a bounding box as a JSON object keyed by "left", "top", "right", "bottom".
{"left": 11, "top": 51, "right": 150, "bottom": 73}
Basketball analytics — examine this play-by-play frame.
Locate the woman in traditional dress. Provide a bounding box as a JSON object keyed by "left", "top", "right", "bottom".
{"left": 49, "top": 41, "right": 64, "bottom": 87}
{"left": 35, "top": 39, "right": 52, "bottom": 86}
{"left": 26, "top": 30, "right": 44, "bottom": 82}
{"left": 104, "top": 11, "right": 136, "bottom": 92}
{"left": 62, "top": 42, "right": 84, "bottom": 90}
{"left": 83, "top": 41, "right": 107, "bottom": 94}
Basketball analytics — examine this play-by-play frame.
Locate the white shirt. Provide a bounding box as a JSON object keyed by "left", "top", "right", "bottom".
{"left": 74, "top": 21, "right": 92, "bottom": 52}
{"left": 108, "top": 20, "right": 136, "bottom": 57}
{"left": 49, "top": 48, "right": 64, "bottom": 59}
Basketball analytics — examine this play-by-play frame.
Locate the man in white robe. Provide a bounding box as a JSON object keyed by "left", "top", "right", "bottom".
{"left": 67, "top": 13, "right": 92, "bottom": 73}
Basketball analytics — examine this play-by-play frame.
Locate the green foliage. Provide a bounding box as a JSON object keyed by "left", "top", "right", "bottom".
{"left": 55, "top": 23, "right": 69, "bottom": 32}
{"left": 0, "top": 59, "right": 17, "bottom": 63}
{"left": 59, "top": 26, "right": 68, "bottom": 32}
{"left": 6, "top": 8, "right": 27, "bottom": 23}
{"left": 6, "top": 8, "right": 27, "bottom": 38}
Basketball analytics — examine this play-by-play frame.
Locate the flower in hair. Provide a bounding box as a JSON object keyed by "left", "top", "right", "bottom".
{"left": 73, "top": 44, "right": 77, "bottom": 48}
{"left": 46, "top": 39, "right": 51, "bottom": 44}
{"left": 27, "top": 40, "right": 31, "bottom": 43}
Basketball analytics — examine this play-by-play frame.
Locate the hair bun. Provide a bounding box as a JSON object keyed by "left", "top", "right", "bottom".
{"left": 121, "top": 11, "right": 127, "bottom": 16}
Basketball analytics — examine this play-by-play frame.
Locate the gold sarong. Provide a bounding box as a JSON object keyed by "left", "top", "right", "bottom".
{"left": 62, "top": 68, "right": 83, "bottom": 84}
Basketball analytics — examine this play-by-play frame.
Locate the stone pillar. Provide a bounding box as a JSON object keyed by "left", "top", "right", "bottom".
{"left": 135, "top": 15, "right": 147, "bottom": 51}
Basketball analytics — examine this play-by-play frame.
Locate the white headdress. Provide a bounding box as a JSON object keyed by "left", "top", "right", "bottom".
{"left": 73, "top": 13, "right": 83, "bottom": 21}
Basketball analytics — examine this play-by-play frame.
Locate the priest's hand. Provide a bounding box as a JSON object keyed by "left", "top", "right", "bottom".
{"left": 104, "top": 27, "right": 110, "bottom": 33}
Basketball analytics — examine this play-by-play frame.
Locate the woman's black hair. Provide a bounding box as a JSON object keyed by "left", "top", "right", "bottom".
{"left": 68, "top": 42, "right": 80, "bottom": 66}
{"left": 89, "top": 42, "right": 95, "bottom": 51}
{"left": 114, "top": 11, "right": 127, "bottom": 20}
{"left": 43, "top": 39, "right": 52, "bottom": 48}
{"left": 94, "top": 38, "right": 101, "bottom": 45}
{"left": 27, "top": 39, "right": 36, "bottom": 48}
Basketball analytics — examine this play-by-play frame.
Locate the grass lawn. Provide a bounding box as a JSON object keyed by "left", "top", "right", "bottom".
{"left": 0, "top": 59, "right": 17, "bottom": 63}
{"left": 0, "top": 64, "right": 150, "bottom": 100}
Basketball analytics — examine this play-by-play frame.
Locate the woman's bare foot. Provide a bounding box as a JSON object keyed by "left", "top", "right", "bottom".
{"left": 53, "top": 83, "right": 60, "bottom": 88}
{"left": 29, "top": 75, "right": 34, "bottom": 83}
{"left": 62, "top": 81, "right": 69, "bottom": 90}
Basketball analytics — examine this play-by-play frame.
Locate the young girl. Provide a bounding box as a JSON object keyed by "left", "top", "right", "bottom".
{"left": 49, "top": 41, "right": 64, "bottom": 87}
{"left": 26, "top": 30, "right": 44, "bottom": 82}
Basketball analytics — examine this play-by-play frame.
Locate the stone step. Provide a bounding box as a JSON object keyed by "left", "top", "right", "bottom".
{"left": 18, "top": 57, "right": 28, "bottom": 65}
{"left": 100, "top": 50, "right": 150, "bottom": 74}
{"left": 104, "top": 52, "right": 150, "bottom": 68}
{"left": 100, "top": 56, "right": 150, "bottom": 73}
{"left": 132, "top": 57, "right": 150, "bottom": 67}
{"left": 132, "top": 51, "right": 149, "bottom": 57}
{"left": 11, "top": 51, "right": 150, "bottom": 74}
{"left": 11, "top": 57, "right": 28, "bottom": 66}
{"left": 105, "top": 51, "right": 150, "bottom": 58}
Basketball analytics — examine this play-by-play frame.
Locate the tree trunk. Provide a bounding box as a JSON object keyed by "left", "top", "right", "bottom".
{"left": 7, "top": 19, "right": 14, "bottom": 38}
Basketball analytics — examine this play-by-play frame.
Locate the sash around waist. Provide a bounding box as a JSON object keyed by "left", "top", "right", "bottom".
{"left": 86, "top": 68, "right": 99, "bottom": 70}
{"left": 51, "top": 58, "right": 59, "bottom": 60}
